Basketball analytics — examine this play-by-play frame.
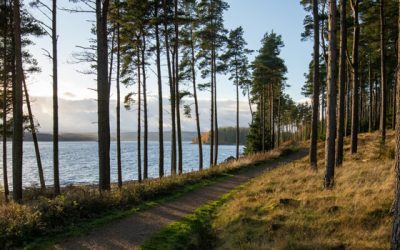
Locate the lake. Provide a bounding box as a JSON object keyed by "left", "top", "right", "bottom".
{"left": 0, "top": 141, "right": 244, "bottom": 188}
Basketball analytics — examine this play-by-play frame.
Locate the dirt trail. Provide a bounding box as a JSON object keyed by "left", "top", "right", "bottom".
{"left": 54, "top": 150, "right": 307, "bottom": 250}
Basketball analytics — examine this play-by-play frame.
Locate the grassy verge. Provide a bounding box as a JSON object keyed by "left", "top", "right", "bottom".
{"left": 0, "top": 142, "right": 299, "bottom": 249}
{"left": 140, "top": 182, "right": 248, "bottom": 250}
{"left": 210, "top": 131, "right": 393, "bottom": 249}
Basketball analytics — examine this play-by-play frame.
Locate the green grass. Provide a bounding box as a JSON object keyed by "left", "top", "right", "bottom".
{"left": 140, "top": 182, "right": 248, "bottom": 250}
{"left": 25, "top": 176, "right": 227, "bottom": 250}
{"left": 0, "top": 143, "right": 299, "bottom": 249}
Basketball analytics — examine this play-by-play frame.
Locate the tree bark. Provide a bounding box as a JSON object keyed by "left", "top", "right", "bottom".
{"left": 163, "top": 0, "right": 176, "bottom": 175}
{"left": 213, "top": 58, "right": 218, "bottom": 165}
{"left": 52, "top": 0, "right": 60, "bottom": 195}
{"left": 380, "top": 0, "right": 387, "bottom": 145}
{"left": 174, "top": 0, "right": 183, "bottom": 174}
{"left": 350, "top": 0, "right": 360, "bottom": 154}
{"left": 12, "top": 0, "right": 24, "bottom": 202}
{"left": 116, "top": 1, "right": 122, "bottom": 187}
{"left": 209, "top": 47, "right": 214, "bottom": 167}
{"left": 137, "top": 51, "right": 142, "bottom": 182}
{"left": 235, "top": 58, "right": 240, "bottom": 158}
{"left": 324, "top": 0, "right": 337, "bottom": 189}
{"left": 369, "top": 60, "right": 373, "bottom": 132}
{"left": 23, "top": 79, "right": 45, "bottom": 190}
{"left": 142, "top": 35, "right": 148, "bottom": 180}
{"left": 155, "top": 0, "right": 164, "bottom": 178}
{"left": 2, "top": 5, "right": 9, "bottom": 201}
{"left": 336, "top": 0, "right": 347, "bottom": 167}
{"left": 391, "top": 3, "right": 400, "bottom": 247}
{"left": 310, "top": 0, "right": 320, "bottom": 169}
{"left": 96, "top": 0, "right": 111, "bottom": 191}
{"left": 189, "top": 23, "right": 203, "bottom": 170}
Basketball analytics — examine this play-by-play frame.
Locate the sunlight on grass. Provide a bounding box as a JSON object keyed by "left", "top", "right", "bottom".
{"left": 212, "top": 131, "right": 393, "bottom": 250}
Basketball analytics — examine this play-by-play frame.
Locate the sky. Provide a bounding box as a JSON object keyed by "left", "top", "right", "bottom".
{"left": 26, "top": 0, "right": 313, "bottom": 133}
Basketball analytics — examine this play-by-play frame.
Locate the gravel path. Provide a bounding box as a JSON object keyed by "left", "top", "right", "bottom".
{"left": 53, "top": 150, "right": 307, "bottom": 250}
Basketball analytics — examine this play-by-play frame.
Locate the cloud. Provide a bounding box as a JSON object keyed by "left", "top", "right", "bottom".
{"left": 29, "top": 96, "right": 253, "bottom": 133}
{"left": 62, "top": 92, "right": 76, "bottom": 99}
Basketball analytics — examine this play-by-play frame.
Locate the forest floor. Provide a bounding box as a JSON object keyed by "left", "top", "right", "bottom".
{"left": 206, "top": 131, "right": 394, "bottom": 249}
{"left": 44, "top": 148, "right": 308, "bottom": 249}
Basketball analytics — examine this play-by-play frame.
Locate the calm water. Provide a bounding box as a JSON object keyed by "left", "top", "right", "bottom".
{"left": 0, "top": 141, "right": 243, "bottom": 188}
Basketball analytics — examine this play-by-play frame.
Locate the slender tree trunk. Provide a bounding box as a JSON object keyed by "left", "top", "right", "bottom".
{"left": 210, "top": 51, "right": 214, "bottom": 167}
{"left": 213, "top": 60, "right": 218, "bottom": 165}
{"left": 369, "top": 60, "right": 373, "bottom": 132}
{"left": 350, "top": 0, "right": 360, "bottom": 154}
{"left": 324, "top": 0, "right": 337, "bottom": 189}
{"left": 391, "top": 3, "right": 400, "bottom": 246}
{"left": 137, "top": 51, "right": 142, "bottom": 182}
{"left": 52, "top": 0, "right": 60, "bottom": 195}
{"left": 271, "top": 84, "right": 275, "bottom": 148}
{"left": 116, "top": 2, "right": 122, "bottom": 188}
{"left": 336, "top": 0, "right": 347, "bottom": 167}
{"left": 235, "top": 62, "right": 240, "bottom": 158}
{"left": 380, "top": 0, "right": 387, "bottom": 144}
{"left": 142, "top": 35, "right": 148, "bottom": 180}
{"left": 96, "top": 0, "right": 111, "bottom": 191}
{"left": 189, "top": 25, "right": 203, "bottom": 170}
{"left": 277, "top": 93, "right": 281, "bottom": 147}
{"left": 163, "top": 0, "right": 176, "bottom": 175}
{"left": 262, "top": 88, "right": 265, "bottom": 151}
{"left": 2, "top": 8, "right": 9, "bottom": 201}
{"left": 23, "top": 79, "right": 45, "bottom": 190}
{"left": 174, "top": 0, "right": 183, "bottom": 174}
{"left": 310, "top": 0, "right": 320, "bottom": 169}
{"left": 155, "top": 0, "right": 164, "bottom": 178}
{"left": 394, "top": 72, "right": 398, "bottom": 130}
{"left": 247, "top": 85, "right": 253, "bottom": 122}
{"left": 12, "top": 0, "right": 23, "bottom": 202}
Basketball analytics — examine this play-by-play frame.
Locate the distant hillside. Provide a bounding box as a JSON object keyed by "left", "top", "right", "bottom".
{"left": 192, "top": 127, "right": 249, "bottom": 145}
{"left": 23, "top": 131, "right": 197, "bottom": 142}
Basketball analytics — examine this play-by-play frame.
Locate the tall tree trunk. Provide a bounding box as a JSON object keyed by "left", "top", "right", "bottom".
{"left": 142, "top": 35, "right": 148, "bottom": 180}
{"left": 310, "top": 0, "right": 320, "bottom": 169}
{"left": 369, "top": 60, "right": 373, "bottom": 132}
{"left": 23, "top": 79, "right": 45, "bottom": 190}
{"left": 213, "top": 61, "right": 218, "bottom": 165}
{"left": 155, "top": 0, "right": 164, "bottom": 178}
{"left": 235, "top": 61, "right": 240, "bottom": 158}
{"left": 247, "top": 85, "right": 253, "bottom": 122}
{"left": 163, "top": 0, "right": 176, "bottom": 175}
{"left": 277, "top": 93, "right": 281, "bottom": 147}
{"left": 209, "top": 49, "right": 214, "bottom": 167}
{"left": 324, "top": 0, "right": 337, "bottom": 189}
{"left": 52, "top": 0, "right": 60, "bottom": 195}
{"left": 262, "top": 88, "right": 265, "bottom": 151}
{"left": 391, "top": 2, "right": 400, "bottom": 246}
{"left": 271, "top": 84, "right": 275, "bottom": 148}
{"left": 2, "top": 7, "right": 9, "bottom": 201}
{"left": 189, "top": 25, "right": 203, "bottom": 170}
{"left": 96, "top": 0, "right": 110, "bottom": 191}
{"left": 380, "top": 0, "right": 387, "bottom": 144}
{"left": 12, "top": 0, "right": 23, "bottom": 202}
{"left": 174, "top": 0, "right": 183, "bottom": 174}
{"left": 116, "top": 1, "right": 122, "bottom": 188}
{"left": 350, "top": 0, "right": 360, "bottom": 154}
{"left": 336, "top": 0, "right": 347, "bottom": 167}
{"left": 394, "top": 72, "right": 398, "bottom": 130}
{"left": 137, "top": 51, "right": 142, "bottom": 182}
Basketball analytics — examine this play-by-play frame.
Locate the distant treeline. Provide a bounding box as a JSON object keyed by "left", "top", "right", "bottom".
{"left": 192, "top": 127, "right": 249, "bottom": 145}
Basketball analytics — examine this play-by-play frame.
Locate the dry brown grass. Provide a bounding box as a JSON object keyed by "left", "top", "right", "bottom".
{"left": 0, "top": 142, "right": 298, "bottom": 248}
{"left": 212, "top": 131, "right": 394, "bottom": 250}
